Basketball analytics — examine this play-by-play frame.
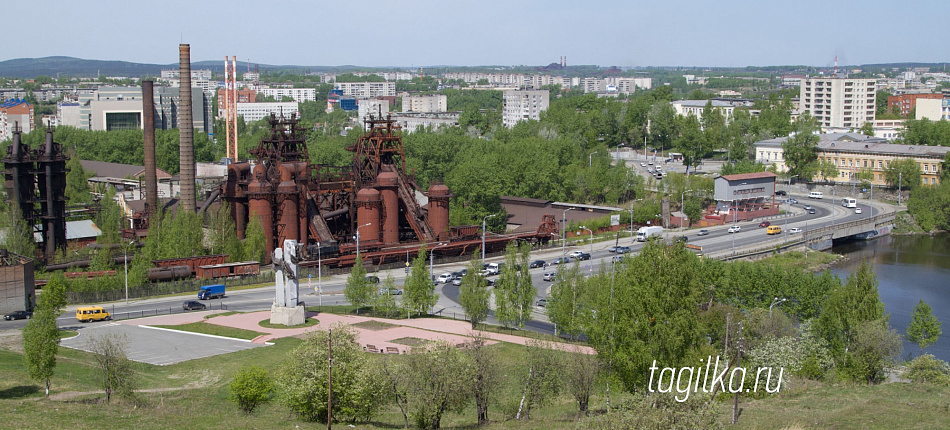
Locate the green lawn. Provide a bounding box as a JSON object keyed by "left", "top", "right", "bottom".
{"left": 151, "top": 321, "right": 265, "bottom": 340}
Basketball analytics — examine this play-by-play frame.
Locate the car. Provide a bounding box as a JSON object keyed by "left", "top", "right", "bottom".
{"left": 568, "top": 251, "right": 584, "bottom": 259}
{"left": 607, "top": 245, "right": 617, "bottom": 253}
{"left": 379, "top": 287, "right": 403, "bottom": 295}
{"left": 365, "top": 275, "right": 380, "bottom": 284}
{"left": 803, "top": 204, "right": 813, "bottom": 211}
{"left": 697, "top": 229, "right": 710, "bottom": 236}
{"left": 485, "top": 279, "right": 497, "bottom": 287}
{"left": 451, "top": 271, "right": 464, "bottom": 280}
{"left": 855, "top": 207, "right": 862, "bottom": 214}
{"left": 640, "top": 162, "right": 646, "bottom": 167}
{"left": 543, "top": 272, "right": 557, "bottom": 281}
{"left": 535, "top": 299, "right": 548, "bottom": 307}
{"left": 648, "top": 161, "right": 654, "bottom": 165}
{"left": 807, "top": 208, "right": 816, "bottom": 214}
{"left": 529, "top": 260, "right": 546, "bottom": 269}
{"left": 576, "top": 252, "right": 591, "bottom": 261}
{"left": 788, "top": 227, "right": 802, "bottom": 234}
{"left": 775, "top": 190, "right": 787, "bottom": 196}
{"left": 3, "top": 310, "right": 32, "bottom": 320}
{"left": 611, "top": 255, "right": 627, "bottom": 263}
{"left": 728, "top": 225, "right": 741, "bottom": 233}
{"left": 675, "top": 235, "right": 688, "bottom": 243}
{"left": 655, "top": 166, "right": 663, "bottom": 172}
{"left": 459, "top": 269, "right": 468, "bottom": 277}
{"left": 182, "top": 301, "right": 206, "bottom": 311}
{"left": 437, "top": 273, "right": 454, "bottom": 284}
{"left": 616, "top": 246, "right": 632, "bottom": 254}
{"left": 451, "top": 278, "right": 463, "bottom": 286}
{"left": 759, "top": 221, "right": 771, "bottom": 228}
{"left": 552, "top": 256, "right": 571, "bottom": 265}
{"left": 788, "top": 198, "right": 799, "bottom": 204}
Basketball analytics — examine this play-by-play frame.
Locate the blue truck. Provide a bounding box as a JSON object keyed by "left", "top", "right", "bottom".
{"left": 197, "top": 284, "right": 226, "bottom": 300}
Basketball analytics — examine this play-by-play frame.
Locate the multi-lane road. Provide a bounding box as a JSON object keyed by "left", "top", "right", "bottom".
{"left": 2, "top": 191, "right": 877, "bottom": 335}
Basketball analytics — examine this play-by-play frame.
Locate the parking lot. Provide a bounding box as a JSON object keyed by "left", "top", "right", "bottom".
{"left": 61, "top": 315, "right": 266, "bottom": 366}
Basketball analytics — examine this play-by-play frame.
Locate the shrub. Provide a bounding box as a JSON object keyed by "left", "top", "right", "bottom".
{"left": 905, "top": 354, "right": 950, "bottom": 386}
{"left": 229, "top": 365, "right": 273, "bottom": 414}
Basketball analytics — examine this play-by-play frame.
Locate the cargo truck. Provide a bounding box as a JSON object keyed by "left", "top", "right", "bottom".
{"left": 197, "top": 284, "right": 226, "bottom": 300}
{"left": 636, "top": 226, "right": 664, "bottom": 242}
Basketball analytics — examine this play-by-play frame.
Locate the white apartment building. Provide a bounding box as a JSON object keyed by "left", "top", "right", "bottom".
{"left": 259, "top": 87, "right": 317, "bottom": 102}
{"left": 235, "top": 102, "right": 298, "bottom": 123}
{"left": 502, "top": 90, "right": 550, "bottom": 128}
{"left": 334, "top": 82, "right": 396, "bottom": 98}
{"left": 161, "top": 69, "right": 213, "bottom": 81}
{"left": 671, "top": 100, "right": 737, "bottom": 121}
{"left": 393, "top": 113, "right": 459, "bottom": 134}
{"left": 799, "top": 76, "right": 876, "bottom": 129}
{"left": 402, "top": 94, "right": 447, "bottom": 113}
{"left": 580, "top": 77, "right": 651, "bottom": 95}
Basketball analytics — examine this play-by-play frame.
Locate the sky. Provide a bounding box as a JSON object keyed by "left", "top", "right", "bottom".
{"left": 6, "top": 0, "right": 949, "bottom": 69}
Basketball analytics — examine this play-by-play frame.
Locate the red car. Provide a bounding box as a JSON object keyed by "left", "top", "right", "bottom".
{"left": 758, "top": 221, "right": 771, "bottom": 228}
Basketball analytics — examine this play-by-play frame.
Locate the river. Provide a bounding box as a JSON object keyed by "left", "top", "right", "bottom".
{"left": 831, "top": 233, "right": 950, "bottom": 363}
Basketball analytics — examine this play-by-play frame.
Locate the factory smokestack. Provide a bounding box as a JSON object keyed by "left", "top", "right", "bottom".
{"left": 178, "top": 44, "right": 196, "bottom": 212}
{"left": 142, "top": 80, "right": 158, "bottom": 217}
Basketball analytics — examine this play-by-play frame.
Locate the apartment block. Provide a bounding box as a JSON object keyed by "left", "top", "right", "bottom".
{"left": 799, "top": 77, "right": 876, "bottom": 129}
{"left": 502, "top": 90, "right": 549, "bottom": 128}
{"left": 334, "top": 82, "right": 396, "bottom": 99}
{"left": 887, "top": 92, "right": 942, "bottom": 117}
{"left": 235, "top": 102, "right": 298, "bottom": 123}
{"left": 0, "top": 99, "right": 33, "bottom": 141}
{"left": 402, "top": 94, "right": 447, "bottom": 113}
{"left": 259, "top": 87, "right": 317, "bottom": 102}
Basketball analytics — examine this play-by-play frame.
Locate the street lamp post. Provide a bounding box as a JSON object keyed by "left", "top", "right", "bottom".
{"left": 123, "top": 240, "right": 134, "bottom": 304}
{"left": 616, "top": 144, "right": 625, "bottom": 164}
{"left": 732, "top": 200, "right": 738, "bottom": 255}
{"left": 562, "top": 207, "right": 575, "bottom": 257}
{"left": 630, "top": 198, "right": 643, "bottom": 244}
{"left": 317, "top": 242, "right": 323, "bottom": 306}
{"left": 579, "top": 226, "right": 593, "bottom": 254}
{"left": 482, "top": 214, "right": 496, "bottom": 264}
{"left": 589, "top": 151, "right": 598, "bottom": 168}
{"left": 680, "top": 189, "right": 692, "bottom": 232}
{"left": 429, "top": 242, "right": 448, "bottom": 280}
{"left": 355, "top": 223, "right": 372, "bottom": 257}
{"left": 783, "top": 175, "right": 798, "bottom": 241}
{"left": 898, "top": 171, "right": 902, "bottom": 206}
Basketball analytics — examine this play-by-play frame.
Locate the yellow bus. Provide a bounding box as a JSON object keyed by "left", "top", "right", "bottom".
{"left": 76, "top": 306, "right": 112, "bottom": 322}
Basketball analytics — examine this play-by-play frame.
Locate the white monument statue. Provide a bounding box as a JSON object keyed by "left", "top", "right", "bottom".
{"left": 270, "top": 239, "right": 306, "bottom": 325}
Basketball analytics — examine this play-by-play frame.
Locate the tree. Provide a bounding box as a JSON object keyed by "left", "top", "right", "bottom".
{"left": 404, "top": 247, "right": 437, "bottom": 317}
{"left": 905, "top": 354, "right": 950, "bottom": 386}
{"left": 676, "top": 113, "right": 706, "bottom": 170}
{"left": 884, "top": 158, "right": 923, "bottom": 191}
{"left": 494, "top": 242, "right": 535, "bottom": 328}
{"left": 817, "top": 158, "right": 840, "bottom": 182}
{"left": 275, "top": 325, "right": 382, "bottom": 423}
{"left": 0, "top": 202, "right": 36, "bottom": 259}
{"left": 563, "top": 346, "right": 600, "bottom": 416}
{"left": 244, "top": 215, "right": 267, "bottom": 264}
{"left": 405, "top": 340, "right": 473, "bottom": 429}
{"left": 22, "top": 276, "right": 66, "bottom": 397}
{"left": 209, "top": 204, "right": 244, "bottom": 262}
{"left": 65, "top": 154, "right": 94, "bottom": 206}
{"left": 860, "top": 121, "right": 875, "bottom": 137}
{"left": 373, "top": 273, "right": 401, "bottom": 318}
{"left": 547, "top": 262, "right": 586, "bottom": 340}
{"left": 782, "top": 115, "right": 820, "bottom": 180}
{"left": 517, "top": 340, "right": 562, "bottom": 420}
{"left": 344, "top": 254, "right": 373, "bottom": 314}
{"left": 458, "top": 250, "right": 490, "bottom": 329}
{"left": 683, "top": 197, "right": 702, "bottom": 227}
{"left": 907, "top": 299, "right": 942, "bottom": 356}
{"left": 515, "top": 243, "right": 537, "bottom": 327}
{"left": 374, "top": 354, "right": 413, "bottom": 428}
{"left": 229, "top": 365, "right": 273, "bottom": 414}
{"left": 89, "top": 333, "right": 137, "bottom": 403}
{"left": 849, "top": 319, "right": 903, "bottom": 384}
{"left": 467, "top": 334, "right": 500, "bottom": 425}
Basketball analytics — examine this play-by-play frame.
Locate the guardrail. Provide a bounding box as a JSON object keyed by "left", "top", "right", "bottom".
{"left": 104, "top": 301, "right": 229, "bottom": 322}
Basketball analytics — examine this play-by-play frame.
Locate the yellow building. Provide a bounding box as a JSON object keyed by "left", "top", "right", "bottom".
{"left": 818, "top": 139, "right": 949, "bottom": 186}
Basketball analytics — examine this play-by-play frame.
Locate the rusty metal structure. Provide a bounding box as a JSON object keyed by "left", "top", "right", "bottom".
{"left": 221, "top": 112, "right": 558, "bottom": 267}
{"left": 3, "top": 126, "right": 67, "bottom": 263}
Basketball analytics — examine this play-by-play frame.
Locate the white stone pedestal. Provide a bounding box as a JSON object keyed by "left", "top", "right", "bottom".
{"left": 270, "top": 303, "right": 306, "bottom": 326}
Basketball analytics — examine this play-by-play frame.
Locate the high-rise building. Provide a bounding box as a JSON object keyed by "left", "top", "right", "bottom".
{"left": 502, "top": 90, "right": 549, "bottom": 128}
{"left": 333, "top": 82, "right": 396, "bottom": 98}
{"left": 799, "top": 76, "right": 876, "bottom": 129}
{"left": 0, "top": 99, "right": 33, "bottom": 141}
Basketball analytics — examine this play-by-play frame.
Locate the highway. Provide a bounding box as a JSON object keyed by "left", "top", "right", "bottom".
{"left": 2, "top": 191, "right": 878, "bottom": 335}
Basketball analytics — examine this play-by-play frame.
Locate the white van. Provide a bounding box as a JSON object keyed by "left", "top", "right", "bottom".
{"left": 808, "top": 191, "right": 823, "bottom": 199}
{"left": 841, "top": 198, "right": 857, "bottom": 208}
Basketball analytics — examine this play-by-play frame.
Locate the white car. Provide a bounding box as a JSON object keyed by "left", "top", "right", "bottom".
{"left": 640, "top": 162, "right": 646, "bottom": 167}
{"left": 728, "top": 225, "right": 741, "bottom": 233}
{"left": 568, "top": 251, "right": 584, "bottom": 259}
{"left": 436, "top": 273, "right": 454, "bottom": 284}
{"left": 855, "top": 207, "right": 862, "bottom": 214}
{"left": 788, "top": 227, "right": 802, "bottom": 234}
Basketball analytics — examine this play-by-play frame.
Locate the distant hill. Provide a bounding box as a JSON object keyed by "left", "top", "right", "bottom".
{"left": 0, "top": 57, "right": 386, "bottom": 79}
